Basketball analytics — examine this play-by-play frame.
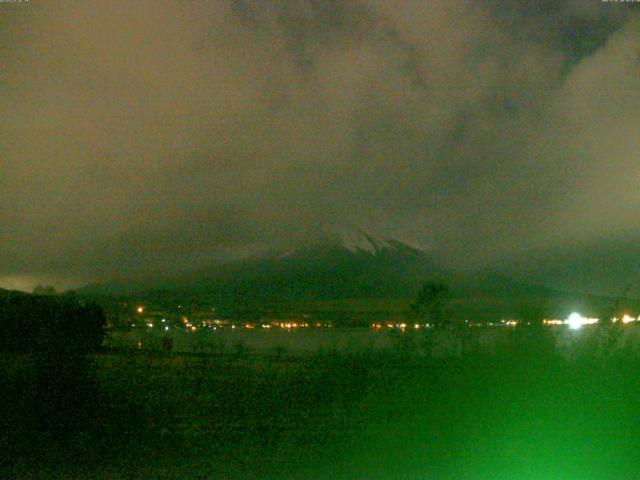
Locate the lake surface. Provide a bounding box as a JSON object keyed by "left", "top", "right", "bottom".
{"left": 106, "top": 324, "right": 640, "bottom": 357}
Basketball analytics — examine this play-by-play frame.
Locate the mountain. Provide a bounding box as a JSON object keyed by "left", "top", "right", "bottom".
{"left": 81, "top": 228, "right": 444, "bottom": 300}
{"left": 75, "top": 228, "right": 640, "bottom": 323}
{"left": 496, "top": 236, "right": 640, "bottom": 298}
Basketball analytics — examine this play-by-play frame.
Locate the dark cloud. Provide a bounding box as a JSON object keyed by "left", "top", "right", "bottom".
{"left": 0, "top": 0, "right": 638, "bottom": 290}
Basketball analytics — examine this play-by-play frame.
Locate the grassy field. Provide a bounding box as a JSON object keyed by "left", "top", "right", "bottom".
{"left": 2, "top": 326, "right": 640, "bottom": 479}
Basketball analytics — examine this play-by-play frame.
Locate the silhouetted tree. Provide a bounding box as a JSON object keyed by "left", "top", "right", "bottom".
{"left": 410, "top": 281, "right": 451, "bottom": 328}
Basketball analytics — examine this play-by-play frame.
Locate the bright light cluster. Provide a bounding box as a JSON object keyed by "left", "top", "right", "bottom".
{"left": 544, "top": 313, "right": 599, "bottom": 329}
{"left": 567, "top": 312, "right": 599, "bottom": 329}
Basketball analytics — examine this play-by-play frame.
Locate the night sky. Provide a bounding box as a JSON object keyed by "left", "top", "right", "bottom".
{"left": 1, "top": 1, "right": 638, "bottom": 291}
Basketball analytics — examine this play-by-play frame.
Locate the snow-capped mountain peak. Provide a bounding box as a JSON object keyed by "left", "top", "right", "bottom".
{"left": 333, "top": 226, "right": 395, "bottom": 254}
{"left": 276, "top": 224, "right": 426, "bottom": 259}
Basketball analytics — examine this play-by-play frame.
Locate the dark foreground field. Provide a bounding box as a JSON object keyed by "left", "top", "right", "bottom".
{"left": 2, "top": 327, "right": 640, "bottom": 479}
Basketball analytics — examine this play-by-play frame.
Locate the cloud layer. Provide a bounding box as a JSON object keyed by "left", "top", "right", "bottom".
{"left": 1, "top": 0, "right": 638, "bottom": 289}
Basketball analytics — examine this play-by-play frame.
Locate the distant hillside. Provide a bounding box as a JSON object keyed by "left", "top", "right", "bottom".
{"left": 497, "top": 236, "right": 640, "bottom": 298}
{"left": 0, "top": 288, "right": 27, "bottom": 298}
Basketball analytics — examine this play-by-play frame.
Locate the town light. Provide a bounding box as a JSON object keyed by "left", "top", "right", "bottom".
{"left": 622, "top": 314, "right": 635, "bottom": 324}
